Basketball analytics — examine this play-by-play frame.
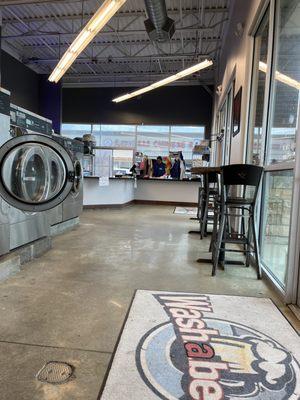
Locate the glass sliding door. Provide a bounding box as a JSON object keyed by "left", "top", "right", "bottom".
{"left": 218, "top": 102, "right": 227, "bottom": 165}
{"left": 266, "top": 1, "right": 300, "bottom": 166}
{"left": 215, "top": 84, "right": 234, "bottom": 166}
{"left": 261, "top": 0, "right": 300, "bottom": 288}
{"left": 248, "top": 0, "right": 300, "bottom": 290}
{"left": 260, "top": 169, "right": 293, "bottom": 285}
{"left": 247, "top": 9, "right": 270, "bottom": 165}
{"left": 223, "top": 86, "right": 234, "bottom": 165}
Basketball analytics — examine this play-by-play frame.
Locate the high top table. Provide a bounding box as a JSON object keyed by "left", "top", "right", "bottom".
{"left": 190, "top": 166, "right": 244, "bottom": 268}
{"left": 188, "top": 167, "right": 221, "bottom": 234}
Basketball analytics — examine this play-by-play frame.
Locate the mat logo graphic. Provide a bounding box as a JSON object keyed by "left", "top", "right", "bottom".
{"left": 136, "top": 294, "right": 300, "bottom": 400}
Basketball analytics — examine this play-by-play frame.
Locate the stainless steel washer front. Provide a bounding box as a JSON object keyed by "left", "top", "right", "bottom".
{"left": 62, "top": 157, "right": 83, "bottom": 222}
{"left": 0, "top": 198, "right": 10, "bottom": 256}
{"left": 0, "top": 134, "right": 75, "bottom": 212}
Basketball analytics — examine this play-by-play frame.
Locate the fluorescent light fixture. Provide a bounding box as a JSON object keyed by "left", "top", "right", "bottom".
{"left": 49, "top": 0, "right": 127, "bottom": 83}
{"left": 259, "top": 61, "right": 300, "bottom": 90}
{"left": 112, "top": 59, "right": 213, "bottom": 103}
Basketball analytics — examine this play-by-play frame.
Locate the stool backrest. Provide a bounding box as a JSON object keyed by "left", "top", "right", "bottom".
{"left": 221, "top": 164, "right": 263, "bottom": 204}
{"left": 205, "top": 171, "right": 219, "bottom": 192}
{"left": 207, "top": 171, "right": 219, "bottom": 184}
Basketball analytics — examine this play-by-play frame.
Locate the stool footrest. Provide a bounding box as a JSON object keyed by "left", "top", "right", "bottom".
{"left": 219, "top": 248, "right": 250, "bottom": 253}
{"left": 222, "top": 238, "right": 247, "bottom": 244}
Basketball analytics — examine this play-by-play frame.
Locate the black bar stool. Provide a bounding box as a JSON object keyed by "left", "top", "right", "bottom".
{"left": 199, "top": 171, "right": 219, "bottom": 239}
{"left": 212, "top": 164, "right": 263, "bottom": 279}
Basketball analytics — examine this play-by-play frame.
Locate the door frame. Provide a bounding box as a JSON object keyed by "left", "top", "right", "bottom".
{"left": 285, "top": 100, "right": 300, "bottom": 304}
{"left": 245, "top": 0, "right": 300, "bottom": 298}
{"left": 215, "top": 74, "right": 235, "bottom": 166}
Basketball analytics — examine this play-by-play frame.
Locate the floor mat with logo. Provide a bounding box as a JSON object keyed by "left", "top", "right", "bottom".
{"left": 174, "top": 207, "right": 197, "bottom": 216}
{"left": 100, "top": 290, "right": 300, "bottom": 400}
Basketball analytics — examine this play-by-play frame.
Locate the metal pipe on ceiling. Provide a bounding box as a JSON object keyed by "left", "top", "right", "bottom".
{"left": 144, "top": 0, "right": 167, "bottom": 37}
{"left": 143, "top": 0, "right": 175, "bottom": 42}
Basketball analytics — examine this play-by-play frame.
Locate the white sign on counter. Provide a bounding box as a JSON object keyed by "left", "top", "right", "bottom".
{"left": 99, "top": 177, "right": 110, "bottom": 187}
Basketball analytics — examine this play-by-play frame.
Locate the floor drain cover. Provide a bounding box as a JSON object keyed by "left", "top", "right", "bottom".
{"left": 36, "top": 361, "right": 74, "bottom": 385}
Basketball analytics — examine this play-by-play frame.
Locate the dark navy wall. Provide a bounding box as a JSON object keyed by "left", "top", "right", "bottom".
{"left": 1, "top": 51, "right": 39, "bottom": 113}
{"left": 62, "top": 86, "right": 213, "bottom": 136}
{"left": 0, "top": 51, "right": 213, "bottom": 136}
{"left": 1, "top": 53, "right": 62, "bottom": 132}
{"left": 39, "top": 75, "right": 62, "bottom": 134}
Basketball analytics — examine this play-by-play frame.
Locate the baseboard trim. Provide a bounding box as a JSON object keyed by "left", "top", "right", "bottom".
{"left": 84, "top": 200, "right": 197, "bottom": 209}
{"left": 134, "top": 200, "right": 197, "bottom": 207}
{"left": 289, "top": 305, "right": 300, "bottom": 321}
{"left": 0, "top": 236, "right": 52, "bottom": 283}
{"left": 84, "top": 200, "right": 135, "bottom": 209}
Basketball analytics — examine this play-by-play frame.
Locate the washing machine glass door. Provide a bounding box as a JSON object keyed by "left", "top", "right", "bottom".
{"left": 0, "top": 134, "right": 75, "bottom": 212}
{"left": 71, "top": 159, "right": 83, "bottom": 197}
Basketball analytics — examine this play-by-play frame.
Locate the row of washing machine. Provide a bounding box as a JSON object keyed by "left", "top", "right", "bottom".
{"left": 0, "top": 102, "right": 84, "bottom": 258}
{"left": 48, "top": 134, "right": 84, "bottom": 226}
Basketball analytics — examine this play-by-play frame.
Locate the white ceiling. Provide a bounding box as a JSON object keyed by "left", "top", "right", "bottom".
{"left": 1, "top": 0, "right": 230, "bottom": 87}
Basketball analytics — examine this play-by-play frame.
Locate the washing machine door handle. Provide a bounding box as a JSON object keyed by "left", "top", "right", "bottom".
{"left": 0, "top": 134, "right": 75, "bottom": 212}
{"left": 67, "top": 171, "right": 75, "bottom": 182}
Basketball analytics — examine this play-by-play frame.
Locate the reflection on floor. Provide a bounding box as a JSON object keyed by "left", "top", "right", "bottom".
{"left": 0, "top": 205, "right": 298, "bottom": 400}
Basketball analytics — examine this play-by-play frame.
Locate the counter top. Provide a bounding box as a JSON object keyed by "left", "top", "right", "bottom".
{"left": 190, "top": 166, "right": 221, "bottom": 174}
{"left": 84, "top": 174, "right": 200, "bottom": 206}
{"left": 84, "top": 176, "right": 201, "bottom": 183}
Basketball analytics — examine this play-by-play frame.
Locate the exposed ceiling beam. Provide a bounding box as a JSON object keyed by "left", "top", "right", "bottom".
{"left": 19, "top": 36, "right": 221, "bottom": 49}
{"left": 2, "top": 7, "right": 229, "bottom": 25}
{"left": 1, "top": 0, "right": 83, "bottom": 5}
{"left": 0, "top": 1, "right": 225, "bottom": 86}
{"left": 62, "top": 80, "right": 213, "bottom": 88}
{"left": 62, "top": 72, "right": 213, "bottom": 81}
{"left": 25, "top": 52, "right": 214, "bottom": 64}
{"left": 65, "top": 72, "right": 211, "bottom": 79}
{"left": 3, "top": 23, "right": 226, "bottom": 40}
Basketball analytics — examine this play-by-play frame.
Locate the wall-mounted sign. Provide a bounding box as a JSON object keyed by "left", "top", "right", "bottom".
{"left": 0, "top": 90, "right": 10, "bottom": 116}
{"left": 10, "top": 104, "right": 52, "bottom": 135}
{"left": 233, "top": 87, "right": 242, "bottom": 137}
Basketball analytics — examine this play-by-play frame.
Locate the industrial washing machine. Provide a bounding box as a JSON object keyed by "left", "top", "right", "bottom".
{"left": 0, "top": 133, "right": 83, "bottom": 213}
{"left": 0, "top": 90, "right": 55, "bottom": 255}
{"left": 0, "top": 198, "right": 10, "bottom": 257}
{"left": 0, "top": 89, "right": 84, "bottom": 257}
{"left": 0, "top": 88, "right": 11, "bottom": 256}
{"left": 50, "top": 134, "right": 84, "bottom": 224}
{"left": 0, "top": 103, "right": 50, "bottom": 253}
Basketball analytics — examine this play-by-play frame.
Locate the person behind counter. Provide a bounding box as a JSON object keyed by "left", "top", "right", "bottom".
{"left": 153, "top": 156, "right": 166, "bottom": 177}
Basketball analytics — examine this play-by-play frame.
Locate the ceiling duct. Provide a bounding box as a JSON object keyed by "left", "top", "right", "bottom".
{"left": 144, "top": 0, "right": 175, "bottom": 42}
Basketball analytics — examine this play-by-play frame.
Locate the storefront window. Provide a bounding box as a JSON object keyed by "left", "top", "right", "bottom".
{"left": 136, "top": 125, "right": 170, "bottom": 157}
{"left": 90, "top": 125, "right": 101, "bottom": 146}
{"left": 94, "top": 149, "right": 112, "bottom": 177}
{"left": 99, "top": 125, "right": 136, "bottom": 148}
{"left": 170, "top": 126, "right": 204, "bottom": 163}
{"left": 113, "top": 149, "right": 134, "bottom": 175}
{"left": 248, "top": 10, "right": 270, "bottom": 165}
{"left": 61, "top": 124, "right": 92, "bottom": 139}
{"left": 266, "top": 0, "right": 300, "bottom": 164}
{"left": 62, "top": 123, "right": 205, "bottom": 162}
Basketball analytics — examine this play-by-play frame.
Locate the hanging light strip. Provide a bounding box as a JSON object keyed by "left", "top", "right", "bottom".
{"left": 49, "top": 0, "right": 127, "bottom": 83}
{"left": 112, "top": 59, "right": 213, "bottom": 103}
{"left": 259, "top": 61, "right": 300, "bottom": 90}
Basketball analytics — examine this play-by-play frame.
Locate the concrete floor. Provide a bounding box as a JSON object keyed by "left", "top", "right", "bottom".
{"left": 0, "top": 205, "right": 299, "bottom": 400}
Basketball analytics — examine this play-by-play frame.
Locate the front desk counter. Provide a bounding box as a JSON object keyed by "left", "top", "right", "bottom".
{"left": 83, "top": 177, "right": 201, "bottom": 207}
